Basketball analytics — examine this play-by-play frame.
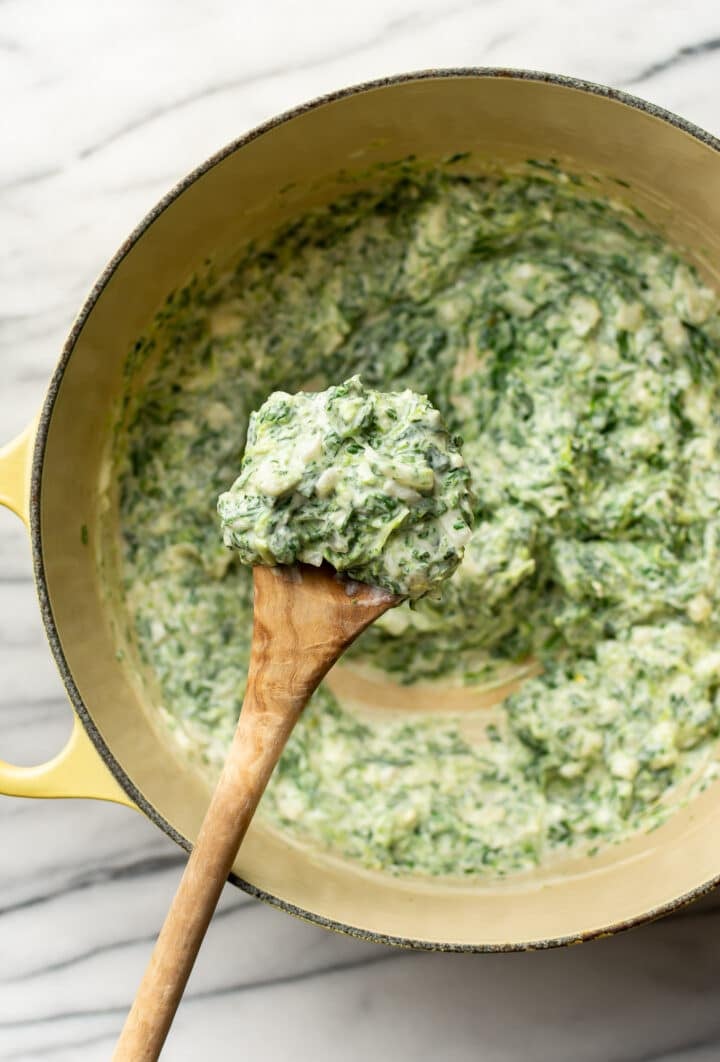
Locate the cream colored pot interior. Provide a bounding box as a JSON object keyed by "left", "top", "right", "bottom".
{"left": 40, "top": 74, "right": 720, "bottom": 948}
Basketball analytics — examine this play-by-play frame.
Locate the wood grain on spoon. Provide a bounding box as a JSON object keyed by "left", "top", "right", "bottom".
{"left": 114, "top": 564, "right": 398, "bottom": 1062}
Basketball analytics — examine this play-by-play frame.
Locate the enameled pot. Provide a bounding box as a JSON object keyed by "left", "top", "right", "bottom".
{"left": 3, "top": 69, "right": 720, "bottom": 951}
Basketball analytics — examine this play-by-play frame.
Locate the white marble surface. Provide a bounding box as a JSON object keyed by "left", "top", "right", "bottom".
{"left": 3, "top": 1, "right": 720, "bottom": 1058}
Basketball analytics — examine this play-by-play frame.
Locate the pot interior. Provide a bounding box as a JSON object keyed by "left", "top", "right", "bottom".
{"left": 39, "top": 73, "right": 720, "bottom": 948}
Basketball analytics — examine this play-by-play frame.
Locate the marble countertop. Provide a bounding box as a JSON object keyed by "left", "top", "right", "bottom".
{"left": 3, "top": 1, "right": 720, "bottom": 1058}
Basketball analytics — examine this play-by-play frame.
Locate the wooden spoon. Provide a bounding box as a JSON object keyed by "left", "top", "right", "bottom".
{"left": 114, "top": 563, "right": 399, "bottom": 1061}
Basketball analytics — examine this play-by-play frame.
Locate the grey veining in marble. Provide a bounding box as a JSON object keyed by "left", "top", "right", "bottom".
{"left": 3, "top": 1, "right": 720, "bottom": 1059}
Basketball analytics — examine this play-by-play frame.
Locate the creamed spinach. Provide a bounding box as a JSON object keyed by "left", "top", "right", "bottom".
{"left": 218, "top": 375, "right": 473, "bottom": 598}
{"left": 116, "top": 164, "right": 720, "bottom": 878}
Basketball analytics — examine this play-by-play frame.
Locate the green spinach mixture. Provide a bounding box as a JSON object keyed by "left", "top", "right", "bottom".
{"left": 218, "top": 375, "right": 473, "bottom": 598}
{"left": 117, "top": 165, "right": 720, "bottom": 878}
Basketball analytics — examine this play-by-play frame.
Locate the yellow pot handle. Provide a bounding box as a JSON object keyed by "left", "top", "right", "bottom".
{"left": 0, "top": 421, "right": 135, "bottom": 808}
{"left": 0, "top": 418, "right": 35, "bottom": 527}
{"left": 0, "top": 715, "right": 134, "bottom": 805}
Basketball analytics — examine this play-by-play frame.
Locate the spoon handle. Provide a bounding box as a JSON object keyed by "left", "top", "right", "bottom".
{"left": 114, "top": 565, "right": 394, "bottom": 1061}
{"left": 113, "top": 663, "right": 305, "bottom": 1061}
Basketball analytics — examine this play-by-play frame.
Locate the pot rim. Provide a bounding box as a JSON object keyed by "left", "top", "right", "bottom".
{"left": 30, "top": 66, "right": 720, "bottom": 953}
